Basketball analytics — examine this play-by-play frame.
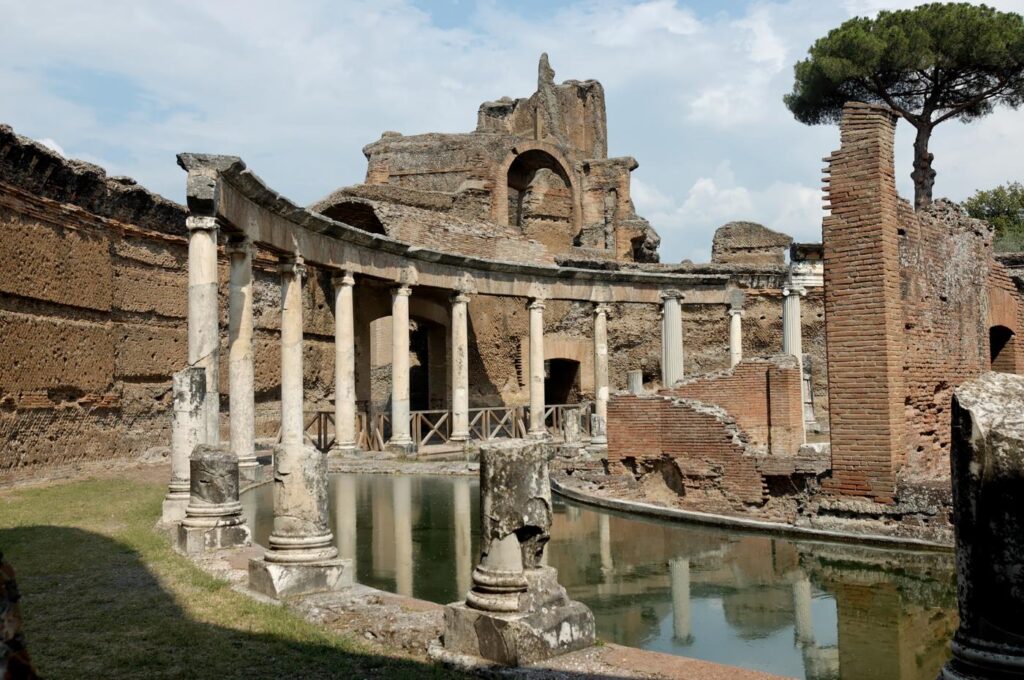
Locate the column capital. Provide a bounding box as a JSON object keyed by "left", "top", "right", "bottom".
{"left": 594, "top": 303, "right": 611, "bottom": 317}
{"left": 660, "top": 289, "right": 684, "bottom": 302}
{"left": 186, "top": 215, "right": 219, "bottom": 233}
{"left": 728, "top": 307, "right": 745, "bottom": 318}
{"left": 331, "top": 270, "right": 356, "bottom": 288}
{"left": 278, "top": 256, "right": 307, "bottom": 278}
{"left": 393, "top": 284, "right": 413, "bottom": 298}
{"left": 528, "top": 298, "right": 546, "bottom": 311}
{"left": 783, "top": 284, "right": 807, "bottom": 298}
{"left": 452, "top": 290, "right": 471, "bottom": 305}
{"left": 224, "top": 235, "right": 252, "bottom": 256}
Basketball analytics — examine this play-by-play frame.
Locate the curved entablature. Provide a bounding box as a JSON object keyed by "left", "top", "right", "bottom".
{"left": 177, "top": 152, "right": 735, "bottom": 305}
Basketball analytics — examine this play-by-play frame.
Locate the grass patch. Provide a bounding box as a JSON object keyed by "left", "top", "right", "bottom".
{"left": 0, "top": 476, "right": 461, "bottom": 679}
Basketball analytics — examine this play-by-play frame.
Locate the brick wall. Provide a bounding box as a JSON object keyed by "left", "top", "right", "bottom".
{"left": 988, "top": 261, "right": 1023, "bottom": 373}
{"left": 607, "top": 394, "right": 765, "bottom": 506}
{"left": 661, "top": 356, "right": 804, "bottom": 455}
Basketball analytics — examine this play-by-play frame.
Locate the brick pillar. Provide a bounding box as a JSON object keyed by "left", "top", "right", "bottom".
{"left": 821, "top": 102, "right": 904, "bottom": 503}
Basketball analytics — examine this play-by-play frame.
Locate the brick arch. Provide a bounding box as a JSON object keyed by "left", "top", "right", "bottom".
{"left": 491, "top": 141, "right": 582, "bottom": 229}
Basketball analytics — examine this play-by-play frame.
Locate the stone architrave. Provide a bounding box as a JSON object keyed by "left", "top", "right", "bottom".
{"left": 177, "top": 444, "right": 251, "bottom": 554}
{"left": 162, "top": 366, "right": 207, "bottom": 524}
{"left": 940, "top": 372, "right": 1024, "bottom": 679}
{"left": 443, "top": 439, "right": 596, "bottom": 665}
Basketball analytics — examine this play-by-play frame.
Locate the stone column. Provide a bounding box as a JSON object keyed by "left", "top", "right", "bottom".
{"left": 226, "top": 237, "right": 258, "bottom": 482}
{"left": 661, "top": 290, "right": 684, "bottom": 387}
{"left": 783, "top": 284, "right": 807, "bottom": 443}
{"left": 592, "top": 303, "right": 610, "bottom": 445}
{"left": 941, "top": 373, "right": 1024, "bottom": 679}
{"left": 388, "top": 285, "right": 415, "bottom": 454}
{"left": 528, "top": 298, "right": 547, "bottom": 439}
{"left": 450, "top": 291, "right": 471, "bottom": 443}
{"left": 249, "top": 257, "right": 352, "bottom": 599}
{"left": 627, "top": 369, "right": 643, "bottom": 395}
{"left": 332, "top": 272, "right": 357, "bottom": 454}
{"left": 728, "top": 307, "right": 744, "bottom": 368}
{"left": 162, "top": 366, "right": 207, "bottom": 524}
{"left": 177, "top": 443, "right": 250, "bottom": 554}
{"left": 793, "top": 573, "right": 814, "bottom": 646}
{"left": 187, "top": 216, "right": 220, "bottom": 444}
{"left": 441, "top": 439, "right": 596, "bottom": 665}
{"left": 670, "top": 558, "right": 693, "bottom": 644}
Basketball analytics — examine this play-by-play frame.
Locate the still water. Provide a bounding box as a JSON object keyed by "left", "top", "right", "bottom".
{"left": 241, "top": 474, "right": 956, "bottom": 680}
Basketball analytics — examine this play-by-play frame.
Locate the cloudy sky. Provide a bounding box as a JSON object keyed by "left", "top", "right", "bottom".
{"left": 2, "top": 0, "right": 1023, "bottom": 262}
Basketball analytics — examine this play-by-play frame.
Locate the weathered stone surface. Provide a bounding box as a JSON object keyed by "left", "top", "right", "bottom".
{"left": 711, "top": 222, "right": 792, "bottom": 267}
{"left": 161, "top": 366, "right": 205, "bottom": 524}
{"left": 177, "top": 443, "right": 250, "bottom": 554}
{"left": 941, "top": 372, "right": 1024, "bottom": 679}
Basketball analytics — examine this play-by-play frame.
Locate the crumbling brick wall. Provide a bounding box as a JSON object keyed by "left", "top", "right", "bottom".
{"left": 661, "top": 356, "right": 804, "bottom": 456}
{"left": 987, "top": 261, "right": 1023, "bottom": 374}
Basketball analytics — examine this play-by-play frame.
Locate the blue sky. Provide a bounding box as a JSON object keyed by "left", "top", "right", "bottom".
{"left": 2, "top": 0, "right": 1023, "bottom": 262}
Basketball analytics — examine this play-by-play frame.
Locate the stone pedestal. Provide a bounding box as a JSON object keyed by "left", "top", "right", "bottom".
{"left": 177, "top": 444, "right": 250, "bottom": 554}
{"left": 558, "top": 407, "right": 583, "bottom": 457}
{"left": 940, "top": 373, "right": 1024, "bottom": 679}
{"left": 442, "top": 439, "right": 596, "bottom": 665}
{"left": 162, "top": 367, "right": 206, "bottom": 524}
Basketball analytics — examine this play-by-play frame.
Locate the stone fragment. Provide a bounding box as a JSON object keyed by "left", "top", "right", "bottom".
{"left": 443, "top": 439, "right": 595, "bottom": 665}
{"left": 940, "top": 372, "right": 1024, "bottom": 679}
{"left": 177, "top": 443, "right": 250, "bottom": 554}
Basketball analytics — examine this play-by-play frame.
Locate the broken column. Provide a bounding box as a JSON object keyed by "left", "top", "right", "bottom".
{"left": 227, "top": 236, "right": 259, "bottom": 482}
{"left": 661, "top": 290, "right": 684, "bottom": 386}
{"left": 249, "top": 257, "right": 352, "bottom": 598}
{"left": 443, "top": 439, "right": 595, "bottom": 665}
{"left": 161, "top": 366, "right": 207, "bottom": 524}
{"left": 627, "top": 369, "right": 644, "bottom": 395}
{"left": 528, "top": 298, "right": 547, "bottom": 439}
{"left": 177, "top": 443, "right": 251, "bottom": 554}
{"left": 940, "top": 372, "right": 1024, "bottom": 679}
{"left": 592, "top": 303, "right": 610, "bottom": 445}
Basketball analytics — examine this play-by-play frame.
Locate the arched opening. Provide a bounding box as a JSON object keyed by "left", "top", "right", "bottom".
{"left": 545, "top": 358, "right": 581, "bottom": 405}
{"left": 320, "top": 200, "right": 386, "bottom": 235}
{"left": 507, "top": 150, "right": 573, "bottom": 233}
{"left": 990, "top": 325, "right": 1016, "bottom": 373}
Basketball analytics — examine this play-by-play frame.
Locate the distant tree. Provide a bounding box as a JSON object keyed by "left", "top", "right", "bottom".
{"left": 964, "top": 181, "right": 1024, "bottom": 251}
{"left": 785, "top": 3, "right": 1024, "bottom": 209}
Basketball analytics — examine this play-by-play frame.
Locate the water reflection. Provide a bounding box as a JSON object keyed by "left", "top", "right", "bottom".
{"left": 243, "top": 474, "right": 956, "bottom": 680}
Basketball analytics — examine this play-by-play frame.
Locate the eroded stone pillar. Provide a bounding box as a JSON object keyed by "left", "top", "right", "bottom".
{"left": 528, "top": 298, "right": 547, "bottom": 439}
{"left": 177, "top": 443, "right": 250, "bottom": 554}
{"left": 451, "top": 291, "right": 471, "bottom": 443}
{"left": 661, "top": 290, "right": 684, "bottom": 386}
{"left": 249, "top": 257, "right": 352, "bottom": 599}
{"left": 941, "top": 372, "right": 1024, "bottom": 679}
{"left": 187, "top": 215, "right": 220, "bottom": 444}
{"left": 388, "top": 285, "right": 415, "bottom": 454}
{"left": 670, "top": 558, "right": 693, "bottom": 644}
{"left": 728, "top": 307, "right": 744, "bottom": 368}
{"left": 592, "top": 303, "right": 610, "bottom": 445}
{"left": 332, "top": 272, "right": 357, "bottom": 454}
{"left": 162, "top": 366, "right": 207, "bottom": 524}
{"left": 627, "top": 369, "right": 643, "bottom": 395}
{"left": 227, "top": 237, "right": 258, "bottom": 482}
{"left": 441, "top": 439, "right": 596, "bottom": 666}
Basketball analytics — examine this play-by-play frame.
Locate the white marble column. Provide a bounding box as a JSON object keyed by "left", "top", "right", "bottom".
{"left": 661, "top": 290, "right": 684, "bottom": 387}
{"left": 450, "top": 291, "right": 471, "bottom": 443}
{"left": 592, "top": 303, "right": 610, "bottom": 445}
{"left": 279, "top": 257, "right": 306, "bottom": 449}
{"left": 528, "top": 298, "right": 547, "bottom": 438}
{"left": 332, "top": 272, "right": 357, "bottom": 453}
{"left": 783, "top": 284, "right": 808, "bottom": 443}
{"left": 670, "top": 558, "right": 693, "bottom": 644}
{"left": 728, "top": 307, "right": 744, "bottom": 368}
{"left": 187, "top": 216, "right": 220, "bottom": 444}
{"left": 389, "top": 285, "right": 414, "bottom": 452}
{"left": 227, "top": 237, "right": 257, "bottom": 478}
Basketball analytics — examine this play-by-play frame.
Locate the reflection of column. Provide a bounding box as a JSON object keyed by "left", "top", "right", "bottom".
{"left": 528, "top": 298, "right": 547, "bottom": 438}
{"left": 227, "top": 237, "right": 257, "bottom": 478}
{"left": 450, "top": 292, "right": 470, "bottom": 442}
{"left": 599, "top": 513, "right": 613, "bottom": 575}
{"left": 393, "top": 475, "right": 413, "bottom": 597}
{"left": 334, "top": 475, "right": 357, "bottom": 562}
{"left": 670, "top": 558, "right": 693, "bottom": 644}
{"left": 453, "top": 477, "right": 472, "bottom": 598}
{"left": 728, "top": 307, "right": 744, "bottom": 368}
{"left": 332, "top": 272, "right": 357, "bottom": 453}
{"left": 793, "top": 573, "right": 814, "bottom": 646}
{"left": 661, "top": 291, "right": 684, "bottom": 386}
{"left": 389, "top": 285, "right": 414, "bottom": 451}
{"left": 187, "top": 216, "right": 220, "bottom": 444}
{"left": 592, "top": 303, "right": 610, "bottom": 444}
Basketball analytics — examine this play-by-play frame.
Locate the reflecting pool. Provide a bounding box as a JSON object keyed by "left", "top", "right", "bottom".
{"left": 241, "top": 474, "right": 956, "bottom": 680}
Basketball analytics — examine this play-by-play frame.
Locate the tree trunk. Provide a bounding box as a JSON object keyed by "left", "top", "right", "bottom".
{"left": 911, "top": 123, "right": 935, "bottom": 210}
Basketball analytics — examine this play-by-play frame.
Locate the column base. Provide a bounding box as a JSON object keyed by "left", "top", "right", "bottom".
{"left": 527, "top": 430, "right": 550, "bottom": 442}
{"left": 248, "top": 556, "right": 353, "bottom": 599}
{"left": 177, "top": 520, "right": 251, "bottom": 555}
{"left": 939, "top": 638, "right": 1024, "bottom": 679}
{"left": 385, "top": 439, "right": 417, "bottom": 457}
{"left": 330, "top": 443, "right": 358, "bottom": 456}
{"left": 160, "top": 493, "right": 190, "bottom": 525}
{"left": 238, "top": 461, "right": 262, "bottom": 485}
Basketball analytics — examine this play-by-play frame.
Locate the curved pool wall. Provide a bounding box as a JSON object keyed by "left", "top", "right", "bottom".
{"left": 241, "top": 473, "right": 956, "bottom": 680}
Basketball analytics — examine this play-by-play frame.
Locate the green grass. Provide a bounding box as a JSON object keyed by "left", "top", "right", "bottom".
{"left": 0, "top": 475, "right": 461, "bottom": 679}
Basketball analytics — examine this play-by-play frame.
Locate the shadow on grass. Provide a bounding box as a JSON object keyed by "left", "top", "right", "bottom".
{"left": 1, "top": 525, "right": 458, "bottom": 680}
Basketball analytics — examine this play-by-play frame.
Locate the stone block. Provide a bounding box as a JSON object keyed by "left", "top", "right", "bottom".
{"left": 247, "top": 557, "right": 354, "bottom": 599}
{"left": 178, "top": 523, "right": 251, "bottom": 554}
{"left": 176, "top": 443, "right": 250, "bottom": 554}
{"left": 0, "top": 312, "right": 114, "bottom": 392}
{"left": 114, "top": 322, "right": 186, "bottom": 380}
{"left": 112, "top": 263, "right": 186, "bottom": 318}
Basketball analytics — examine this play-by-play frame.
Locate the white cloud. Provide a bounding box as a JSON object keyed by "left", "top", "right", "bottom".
{"left": 36, "top": 138, "right": 65, "bottom": 156}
